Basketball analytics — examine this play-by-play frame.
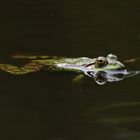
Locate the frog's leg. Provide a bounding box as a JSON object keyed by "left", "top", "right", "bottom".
{"left": 72, "top": 74, "right": 85, "bottom": 84}
{"left": 0, "top": 61, "right": 46, "bottom": 75}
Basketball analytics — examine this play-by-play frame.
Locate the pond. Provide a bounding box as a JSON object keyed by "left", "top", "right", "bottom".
{"left": 2, "top": 0, "right": 140, "bottom": 139}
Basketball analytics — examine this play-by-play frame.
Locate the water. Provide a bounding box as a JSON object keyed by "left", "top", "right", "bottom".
{"left": 2, "top": 0, "right": 140, "bottom": 139}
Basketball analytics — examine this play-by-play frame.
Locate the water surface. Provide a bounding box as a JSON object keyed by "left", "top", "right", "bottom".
{"left": 2, "top": 0, "right": 140, "bottom": 139}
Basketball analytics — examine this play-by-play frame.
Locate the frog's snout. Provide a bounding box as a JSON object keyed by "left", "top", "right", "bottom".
{"left": 117, "top": 61, "right": 127, "bottom": 71}
{"left": 116, "top": 63, "right": 125, "bottom": 71}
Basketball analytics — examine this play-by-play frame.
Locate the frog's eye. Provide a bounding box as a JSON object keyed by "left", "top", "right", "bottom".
{"left": 96, "top": 57, "right": 107, "bottom": 68}
{"left": 107, "top": 54, "right": 118, "bottom": 60}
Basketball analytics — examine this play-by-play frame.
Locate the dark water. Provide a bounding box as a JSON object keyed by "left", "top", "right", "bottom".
{"left": 2, "top": 0, "right": 140, "bottom": 140}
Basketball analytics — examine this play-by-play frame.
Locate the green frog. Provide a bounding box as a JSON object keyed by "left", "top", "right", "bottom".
{"left": 0, "top": 54, "right": 139, "bottom": 85}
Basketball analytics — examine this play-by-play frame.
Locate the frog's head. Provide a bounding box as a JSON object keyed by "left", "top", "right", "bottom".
{"left": 86, "top": 54, "right": 127, "bottom": 85}
{"left": 94, "top": 54, "right": 125, "bottom": 72}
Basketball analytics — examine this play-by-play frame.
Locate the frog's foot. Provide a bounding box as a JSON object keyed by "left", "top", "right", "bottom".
{"left": 72, "top": 74, "right": 85, "bottom": 84}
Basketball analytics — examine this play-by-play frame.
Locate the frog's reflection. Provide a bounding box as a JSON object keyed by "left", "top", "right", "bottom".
{"left": 88, "top": 70, "right": 140, "bottom": 85}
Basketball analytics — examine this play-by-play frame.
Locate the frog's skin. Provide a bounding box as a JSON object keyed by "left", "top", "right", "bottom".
{"left": 0, "top": 54, "right": 139, "bottom": 85}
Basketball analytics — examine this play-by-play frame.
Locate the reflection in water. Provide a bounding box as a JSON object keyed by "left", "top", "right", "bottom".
{"left": 97, "top": 116, "right": 140, "bottom": 140}
{"left": 93, "top": 70, "right": 140, "bottom": 85}
{"left": 91, "top": 102, "right": 140, "bottom": 139}
{"left": 0, "top": 54, "right": 139, "bottom": 85}
{"left": 3, "top": 0, "right": 140, "bottom": 139}
{"left": 97, "top": 116, "right": 140, "bottom": 124}
{"left": 115, "top": 128, "right": 140, "bottom": 140}
{"left": 94, "top": 102, "right": 140, "bottom": 111}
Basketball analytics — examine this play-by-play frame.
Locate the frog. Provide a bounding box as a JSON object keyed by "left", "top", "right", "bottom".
{"left": 0, "top": 54, "right": 139, "bottom": 85}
